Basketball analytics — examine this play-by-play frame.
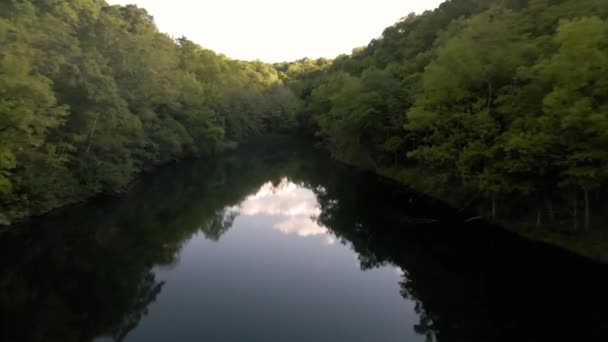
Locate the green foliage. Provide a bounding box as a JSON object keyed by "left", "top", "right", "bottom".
{"left": 286, "top": 0, "right": 608, "bottom": 231}
{"left": 3, "top": 0, "right": 608, "bottom": 233}
{"left": 533, "top": 17, "right": 608, "bottom": 192}
{"left": 0, "top": 0, "right": 300, "bottom": 220}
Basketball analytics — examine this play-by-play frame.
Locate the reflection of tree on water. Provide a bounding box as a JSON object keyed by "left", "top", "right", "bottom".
{"left": 108, "top": 274, "right": 164, "bottom": 342}
{"left": 2, "top": 139, "right": 608, "bottom": 342}
{"left": 0, "top": 140, "right": 332, "bottom": 342}
{"left": 202, "top": 209, "right": 238, "bottom": 242}
{"left": 309, "top": 168, "right": 608, "bottom": 342}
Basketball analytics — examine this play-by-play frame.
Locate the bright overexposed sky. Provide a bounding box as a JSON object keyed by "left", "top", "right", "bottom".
{"left": 105, "top": 0, "right": 444, "bottom": 62}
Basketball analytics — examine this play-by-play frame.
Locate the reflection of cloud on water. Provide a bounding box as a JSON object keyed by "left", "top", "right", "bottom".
{"left": 231, "top": 178, "right": 333, "bottom": 242}
{"left": 236, "top": 180, "right": 321, "bottom": 217}
{"left": 275, "top": 217, "right": 326, "bottom": 237}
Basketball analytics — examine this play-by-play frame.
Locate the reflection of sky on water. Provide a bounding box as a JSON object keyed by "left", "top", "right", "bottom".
{"left": 102, "top": 177, "right": 420, "bottom": 342}
{"left": 230, "top": 178, "right": 336, "bottom": 244}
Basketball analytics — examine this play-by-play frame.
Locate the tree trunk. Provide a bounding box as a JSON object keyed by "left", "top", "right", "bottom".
{"left": 85, "top": 114, "right": 99, "bottom": 155}
{"left": 584, "top": 189, "right": 590, "bottom": 232}
{"left": 536, "top": 208, "right": 542, "bottom": 227}
{"left": 487, "top": 81, "right": 493, "bottom": 113}
{"left": 491, "top": 194, "right": 496, "bottom": 220}
{"left": 573, "top": 192, "right": 579, "bottom": 233}
{"left": 547, "top": 199, "right": 556, "bottom": 222}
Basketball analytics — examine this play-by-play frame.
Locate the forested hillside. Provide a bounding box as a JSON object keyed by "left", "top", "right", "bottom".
{"left": 284, "top": 0, "right": 608, "bottom": 232}
{"left": 0, "top": 0, "right": 299, "bottom": 221}
{"left": 2, "top": 0, "right": 608, "bottom": 237}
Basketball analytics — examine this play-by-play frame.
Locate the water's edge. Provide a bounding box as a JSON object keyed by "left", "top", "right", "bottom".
{"left": 316, "top": 147, "right": 608, "bottom": 264}
{"left": 2, "top": 136, "right": 606, "bottom": 264}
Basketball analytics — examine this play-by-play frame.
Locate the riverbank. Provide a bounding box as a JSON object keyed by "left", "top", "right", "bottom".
{"left": 4, "top": 134, "right": 607, "bottom": 263}
{"left": 360, "top": 162, "right": 608, "bottom": 263}
{"left": 0, "top": 150, "right": 232, "bottom": 227}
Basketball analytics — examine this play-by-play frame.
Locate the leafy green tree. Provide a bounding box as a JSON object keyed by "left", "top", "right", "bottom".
{"left": 0, "top": 0, "right": 302, "bottom": 221}
{"left": 0, "top": 18, "right": 67, "bottom": 213}
{"left": 290, "top": 0, "right": 608, "bottom": 232}
{"left": 532, "top": 17, "right": 608, "bottom": 230}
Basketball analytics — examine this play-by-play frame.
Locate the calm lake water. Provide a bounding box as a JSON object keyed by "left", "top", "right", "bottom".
{"left": 1, "top": 139, "right": 608, "bottom": 342}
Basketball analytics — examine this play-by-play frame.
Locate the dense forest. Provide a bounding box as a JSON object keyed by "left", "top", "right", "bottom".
{"left": 0, "top": 0, "right": 299, "bottom": 221}
{"left": 2, "top": 0, "right": 608, "bottom": 236}
{"left": 281, "top": 0, "right": 608, "bottom": 232}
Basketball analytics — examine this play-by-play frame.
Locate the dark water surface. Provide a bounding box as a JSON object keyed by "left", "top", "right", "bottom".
{"left": 1, "top": 140, "right": 608, "bottom": 342}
